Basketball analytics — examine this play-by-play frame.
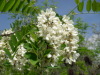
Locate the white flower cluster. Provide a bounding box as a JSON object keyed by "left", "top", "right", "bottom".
{"left": 8, "top": 44, "right": 28, "bottom": 70}
{"left": 0, "top": 29, "right": 28, "bottom": 70}
{"left": 0, "top": 29, "right": 13, "bottom": 61}
{"left": 1, "top": 28, "right": 13, "bottom": 35}
{"left": 37, "top": 8, "right": 80, "bottom": 67}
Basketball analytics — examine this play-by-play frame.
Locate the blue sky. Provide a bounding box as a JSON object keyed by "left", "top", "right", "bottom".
{"left": 0, "top": 0, "right": 100, "bottom": 37}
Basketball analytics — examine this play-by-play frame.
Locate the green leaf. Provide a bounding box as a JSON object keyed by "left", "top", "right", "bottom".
{"left": 29, "top": 59, "right": 38, "bottom": 66}
{"left": 92, "top": 0, "right": 97, "bottom": 12}
{"left": 10, "top": 0, "right": 20, "bottom": 12}
{"left": 27, "top": 7, "right": 33, "bottom": 14}
{"left": 24, "top": 43, "right": 32, "bottom": 50}
{"left": 27, "top": 0, "right": 30, "bottom": 3}
{"left": 15, "top": 32, "right": 22, "bottom": 41}
{"left": 74, "top": 0, "right": 80, "bottom": 4}
{"left": 0, "top": 0, "right": 6, "bottom": 11}
{"left": 38, "top": 41, "right": 47, "bottom": 50}
{"left": 2, "top": 0, "right": 15, "bottom": 12}
{"left": 25, "top": 52, "right": 37, "bottom": 60}
{"left": 4, "top": 48, "right": 12, "bottom": 59}
{"left": 86, "top": 0, "right": 91, "bottom": 12}
{"left": 60, "top": 43, "right": 66, "bottom": 50}
{"left": 30, "top": 33, "right": 37, "bottom": 41}
{"left": 78, "top": 1, "right": 84, "bottom": 12}
{"left": 96, "top": 2, "right": 100, "bottom": 11}
{"left": 22, "top": 4, "right": 30, "bottom": 13}
{"left": 16, "top": 0, "right": 27, "bottom": 12}
{"left": 11, "top": 34, "right": 17, "bottom": 46}
{"left": 44, "top": 49, "right": 51, "bottom": 56}
{"left": 22, "top": 1, "right": 35, "bottom": 13}
{"left": 78, "top": 34, "right": 84, "bottom": 44}
{"left": 9, "top": 40, "right": 15, "bottom": 51}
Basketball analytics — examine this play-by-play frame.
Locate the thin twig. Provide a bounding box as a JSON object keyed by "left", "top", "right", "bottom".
{"left": 67, "top": 5, "right": 78, "bottom": 16}
{"left": 0, "top": 33, "right": 14, "bottom": 37}
{"left": 74, "top": 12, "right": 100, "bottom": 15}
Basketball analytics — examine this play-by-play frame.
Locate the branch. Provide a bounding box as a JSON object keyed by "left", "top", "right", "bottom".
{"left": 74, "top": 12, "right": 100, "bottom": 15}
{"left": 67, "top": 5, "right": 100, "bottom": 16}
{"left": 67, "top": 5, "right": 78, "bottom": 16}
{"left": 0, "top": 33, "right": 14, "bottom": 37}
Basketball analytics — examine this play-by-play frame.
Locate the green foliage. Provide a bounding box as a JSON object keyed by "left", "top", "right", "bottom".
{"left": 4, "top": 48, "right": 12, "bottom": 59}
{"left": 0, "top": 0, "right": 6, "bottom": 11}
{"left": 16, "top": 0, "right": 27, "bottom": 12}
{"left": 78, "top": 47, "right": 96, "bottom": 56}
{"left": 78, "top": 1, "right": 84, "bottom": 12}
{"left": 10, "top": 0, "right": 20, "bottom": 12}
{"left": 75, "top": 18, "right": 89, "bottom": 46}
{"left": 96, "top": 2, "right": 100, "bottom": 11}
{"left": 92, "top": 0, "right": 97, "bottom": 12}
{"left": 76, "top": 60, "right": 87, "bottom": 71}
{"left": 10, "top": 19, "right": 22, "bottom": 31}
{"left": 75, "top": 0, "right": 100, "bottom": 12}
{"left": 75, "top": 18, "right": 89, "bottom": 34}
{"left": 44, "top": 49, "right": 52, "bottom": 57}
{"left": 86, "top": 0, "right": 91, "bottom": 12}
{"left": 22, "top": 2, "right": 33, "bottom": 13}
{"left": 60, "top": 43, "right": 66, "bottom": 50}
{"left": 0, "top": 0, "right": 39, "bottom": 15}
{"left": 2, "top": 0, "right": 15, "bottom": 12}
{"left": 25, "top": 52, "right": 39, "bottom": 65}
{"left": 74, "top": 0, "right": 80, "bottom": 4}
{"left": 39, "top": 0, "right": 57, "bottom": 10}
{"left": 25, "top": 52, "right": 37, "bottom": 60}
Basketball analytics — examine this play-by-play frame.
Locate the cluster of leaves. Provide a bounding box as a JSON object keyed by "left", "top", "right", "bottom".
{"left": 75, "top": 0, "right": 100, "bottom": 12}
{"left": 0, "top": 0, "right": 39, "bottom": 15}
{"left": 74, "top": 18, "right": 89, "bottom": 47}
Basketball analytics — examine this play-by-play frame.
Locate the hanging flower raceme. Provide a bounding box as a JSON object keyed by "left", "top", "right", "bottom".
{"left": 37, "top": 8, "right": 80, "bottom": 67}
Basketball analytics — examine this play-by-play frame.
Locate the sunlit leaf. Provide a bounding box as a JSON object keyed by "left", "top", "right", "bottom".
{"left": 22, "top": 4, "right": 30, "bottom": 13}
{"left": 16, "top": 0, "right": 27, "bottom": 12}
{"left": 2, "top": 0, "right": 15, "bottom": 12}
{"left": 10, "top": 0, "right": 20, "bottom": 12}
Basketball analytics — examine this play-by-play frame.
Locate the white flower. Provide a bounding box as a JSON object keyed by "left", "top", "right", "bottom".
{"left": 51, "top": 63, "right": 56, "bottom": 67}
{"left": 2, "top": 28, "right": 13, "bottom": 35}
{"left": 62, "top": 15, "right": 70, "bottom": 23}
{"left": 65, "top": 59, "right": 72, "bottom": 64}
{"left": 37, "top": 8, "right": 79, "bottom": 66}
{"left": 0, "top": 29, "right": 29, "bottom": 70}
{"left": 47, "top": 54, "right": 52, "bottom": 58}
